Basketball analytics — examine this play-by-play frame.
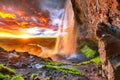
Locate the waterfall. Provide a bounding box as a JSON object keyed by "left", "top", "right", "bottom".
{"left": 0, "top": 0, "right": 77, "bottom": 60}
{"left": 54, "top": 0, "right": 76, "bottom": 56}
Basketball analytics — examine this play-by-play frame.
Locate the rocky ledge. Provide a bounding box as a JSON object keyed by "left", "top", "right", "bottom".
{"left": 0, "top": 47, "right": 106, "bottom": 80}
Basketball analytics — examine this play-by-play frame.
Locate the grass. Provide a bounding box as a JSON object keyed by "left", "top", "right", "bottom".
{"left": 0, "top": 64, "right": 25, "bottom": 80}
{"left": 30, "top": 73, "right": 38, "bottom": 80}
{"left": 11, "top": 75, "right": 24, "bottom": 80}
{"left": 42, "top": 54, "right": 101, "bottom": 67}
{"left": 0, "top": 73, "right": 10, "bottom": 80}
{"left": 45, "top": 77, "right": 50, "bottom": 80}
{"left": 76, "top": 56, "right": 101, "bottom": 66}
{"left": 43, "top": 65, "right": 82, "bottom": 75}
{"left": 41, "top": 58, "right": 71, "bottom": 66}
{"left": 0, "top": 64, "right": 15, "bottom": 75}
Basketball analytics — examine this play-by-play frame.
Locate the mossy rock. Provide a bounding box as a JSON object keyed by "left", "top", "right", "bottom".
{"left": 0, "top": 64, "right": 15, "bottom": 75}
{"left": 0, "top": 73, "right": 10, "bottom": 80}
{"left": 45, "top": 77, "right": 50, "bottom": 80}
{"left": 0, "top": 64, "right": 15, "bottom": 80}
{"left": 76, "top": 56, "right": 101, "bottom": 66}
{"left": 80, "top": 45, "right": 96, "bottom": 58}
{"left": 11, "top": 75, "right": 24, "bottom": 80}
{"left": 43, "top": 65, "right": 82, "bottom": 75}
{"left": 30, "top": 73, "right": 38, "bottom": 80}
{"left": 77, "top": 39, "right": 98, "bottom": 59}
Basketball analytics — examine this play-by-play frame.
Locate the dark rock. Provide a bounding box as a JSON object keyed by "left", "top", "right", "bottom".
{"left": 97, "top": 24, "right": 120, "bottom": 79}
{"left": 0, "top": 47, "right": 7, "bottom": 53}
{"left": 101, "top": 34, "right": 120, "bottom": 58}
{"left": 100, "top": 56, "right": 120, "bottom": 80}
{"left": 97, "top": 22, "right": 120, "bottom": 39}
{"left": 95, "top": 21, "right": 120, "bottom": 80}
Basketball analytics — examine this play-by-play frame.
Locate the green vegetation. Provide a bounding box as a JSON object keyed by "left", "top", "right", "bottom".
{"left": 0, "top": 64, "right": 15, "bottom": 75}
{"left": 30, "top": 73, "right": 38, "bottom": 80}
{"left": 91, "top": 56, "right": 101, "bottom": 65}
{"left": 0, "top": 73, "right": 10, "bottom": 80}
{"left": 43, "top": 65, "right": 82, "bottom": 75}
{"left": 81, "top": 45, "right": 96, "bottom": 58}
{"left": 45, "top": 77, "right": 50, "bottom": 80}
{"left": 11, "top": 75, "right": 24, "bottom": 80}
{"left": 41, "top": 58, "right": 71, "bottom": 66}
{"left": 76, "top": 56, "right": 101, "bottom": 66}
{"left": 42, "top": 56, "right": 101, "bottom": 68}
{"left": 0, "top": 54, "right": 101, "bottom": 80}
{"left": 44, "top": 60, "right": 64, "bottom": 66}
{"left": 0, "top": 64, "right": 25, "bottom": 80}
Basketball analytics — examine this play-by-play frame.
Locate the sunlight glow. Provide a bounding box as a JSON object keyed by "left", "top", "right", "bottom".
{"left": 0, "top": 11, "right": 15, "bottom": 19}
{"left": 0, "top": 31, "right": 57, "bottom": 39}
{"left": 0, "top": 32, "right": 30, "bottom": 39}
{"left": 20, "top": 34, "right": 30, "bottom": 39}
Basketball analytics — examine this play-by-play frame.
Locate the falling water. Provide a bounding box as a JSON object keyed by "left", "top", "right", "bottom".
{"left": 54, "top": 0, "right": 76, "bottom": 56}
{"left": 0, "top": 0, "right": 77, "bottom": 60}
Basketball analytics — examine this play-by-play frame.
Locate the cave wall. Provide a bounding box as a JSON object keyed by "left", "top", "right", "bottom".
{"left": 72, "top": 0, "right": 120, "bottom": 38}
{"left": 71, "top": 0, "right": 120, "bottom": 80}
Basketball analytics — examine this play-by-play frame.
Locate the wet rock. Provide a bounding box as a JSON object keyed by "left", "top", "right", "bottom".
{"left": 96, "top": 22, "right": 120, "bottom": 39}
{"left": 110, "top": 56, "right": 120, "bottom": 80}
{"left": 34, "top": 63, "right": 43, "bottom": 69}
{"left": 101, "top": 34, "right": 120, "bottom": 57}
{"left": 96, "top": 23, "right": 120, "bottom": 79}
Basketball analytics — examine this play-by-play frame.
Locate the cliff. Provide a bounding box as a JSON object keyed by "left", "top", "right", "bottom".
{"left": 72, "top": 0, "right": 120, "bottom": 80}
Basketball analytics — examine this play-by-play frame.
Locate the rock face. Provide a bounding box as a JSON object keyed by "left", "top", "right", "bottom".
{"left": 96, "top": 23, "right": 120, "bottom": 80}
{"left": 71, "top": 0, "right": 120, "bottom": 80}
{"left": 72, "top": 0, "right": 120, "bottom": 38}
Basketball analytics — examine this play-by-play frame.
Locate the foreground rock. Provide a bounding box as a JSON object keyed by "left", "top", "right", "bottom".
{"left": 0, "top": 47, "right": 105, "bottom": 80}
{"left": 96, "top": 23, "right": 120, "bottom": 80}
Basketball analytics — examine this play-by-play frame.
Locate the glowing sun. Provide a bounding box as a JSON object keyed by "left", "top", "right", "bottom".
{"left": 20, "top": 34, "right": 30, "bottom": 39}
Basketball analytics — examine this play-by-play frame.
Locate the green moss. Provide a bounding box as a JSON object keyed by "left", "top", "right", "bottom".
{"left": 77, "top": 56, "right": 101, "bottom": 66}
{"left": 45, "top": 77, "right": 50, "bottom": 80}
{"left": 0, "top": 64, "right": 25, "bottom": 80}
{"left": 30, "top": 73, "right": 38, "bottom": 80}
{"left": 44, "top": 61, "right": 63, "bottom": 66}
{"left": 11, "top": 75, "right": 24, "bottom": 80}
{"left": 0, "top": 73, "right": 10, "bottom": 80}
{"left": 80, "top": 45, "right": 96, "bottom": 58}
{"left": 0, "top": 64, "right": 15, "bottom": 75}
{"left": 0, "top": 73, "right": 5, "bottom": 78}
{"left": 43, "top": 65, "right": 82, "bottom": 75}
{"left": 41, "top": 58, "right": 71, "bottom": 66}
{"left": 90, "top": 56, "right": 101, "bottom": 65}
